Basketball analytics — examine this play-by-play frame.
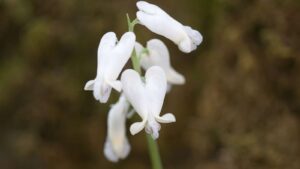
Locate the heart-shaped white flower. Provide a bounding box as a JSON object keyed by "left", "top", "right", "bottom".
{"left": 84, "top": 32, "right": 136, "bottom": 103}
{"left": 135, "top": 39, "right": 185, "bottom": 86}
{"left": 104, "top": 94, "right": 131, "bottom": 162}
{"left": 121, "top": 66, "right": 176, "bottom": 139}
{"left": 136, "top": 1, "right": 202, "bottom": 53}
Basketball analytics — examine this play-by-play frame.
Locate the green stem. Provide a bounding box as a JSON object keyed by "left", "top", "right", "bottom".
{"left": 127, "top": 14, "right": 141, "bottom": 74}
{"left": 146, "top": 134, "right": 163, "bottom": 169}
{"left": 126, "top": 14, "right": 163, "bottom": 169}
{"left": 131, "top": 47, "right": 141, "bottom": 74}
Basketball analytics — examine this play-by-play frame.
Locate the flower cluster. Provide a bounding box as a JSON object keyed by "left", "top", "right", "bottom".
{"left": 84, "top": 1, "right": 202, "bottom": 162}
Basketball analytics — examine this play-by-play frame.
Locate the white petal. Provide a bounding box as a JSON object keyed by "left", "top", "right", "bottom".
{"left": 179, "top": 26, "right": 202, "bottom": 53}
{"left": 178, "top": 39, "right": 193, "bottom": 53}
{"left": 119, "top": 138, "right": 131, "bottom": 159}
{"left": 121, "top": 69, "right": 148, "bottom": 119}
{"left": 137, "top": 10, "right": 184, "bottom": 44}
{"left": 86, "top": 32, "right": 136, "bottom": 103}
{"left": 114, "top": 32, "right": 136, "bottom": 53}
{"left": 139, "top": 39, "right": 186, "bottom": 86}
{"left": 146, "top": 39, "right": 170, "bottom": 69}
{"left": 140, "top": 54, "right": 152, "bottom": 70}
{"left": 166, "top": 68, "right": 185, "bottom": 85}
{"left": 104, "top": 139, "right": 119, "bottom": 162}
{"left": 98, "top": 32, "right": 118, "bottom": 52}
{"left": 136, "top": 10, "right": 155, "bottom": 26}
{"left": 92, "top": 78, "right": 112, "bottom": 103}
{"left": 107, "top": 95, "right": 129, "bottom": 135}
{"left": 184, "top": 26, "right": 203, "bottom": 46}
{"left": 97, "top": 32, "right": 117, "bottom": 74}
{"left": 145, "top": 66, "right": 167, "bottom": 117}
{"left": 135, "top": 42, "right": 144, "bottom": 56}
{"left": 104, "top": 137, "right": 130, "bottom": 162}
{"left": 136, "top": 1, "right": 202, "bottom": 53}
{"left": 140, "top": 39, "right": 169, "bottom": 71}
{"left": 106, "top": 80, "right": 122, "bottom": 92}
{"left": 105, "top": 95, "right": 131, "bottom": 162}
{"left": 166, "top": 83, "right": 172, "bottom": 93}
{"left": 130, "top": 119, "right": 147, "bottom": 135}
{"left": 145, "top": 119, "right": 161, "bottom": 140}
{"left": 137, "top": 1, "right": 163, "bottom": 15}
{"left": 155, "top": 113, "right": 176, "bottom": 123}
{"left": 136, "top": 2, "right": 186, "bottom": 45}
{"left": 105, "top": 32, "right": 136, "bottom": 81}
{"left": 92, "top": 78, "right": 102, "bottom": 100}
{"left": 84, "top": 80, "right": 95, "bottom": 91}
{"left": 86, "top": 32, "right": 118, "bottom": 103}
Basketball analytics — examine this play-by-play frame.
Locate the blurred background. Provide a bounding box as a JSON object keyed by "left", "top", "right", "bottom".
{"left": 0, "top": 0, "right": 299, "bottom": 169}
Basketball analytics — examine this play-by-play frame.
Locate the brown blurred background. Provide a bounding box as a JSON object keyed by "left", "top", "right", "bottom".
{"left": 0, "top": 0, "right": 299, "bottom": 169}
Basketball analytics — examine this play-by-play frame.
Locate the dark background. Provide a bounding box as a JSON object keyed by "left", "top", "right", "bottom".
{"left": 0, "top": 0, "right": 299, "bottom": 169}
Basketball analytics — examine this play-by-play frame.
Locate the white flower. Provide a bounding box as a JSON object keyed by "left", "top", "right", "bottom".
{"left": 84, "top": 32, "right": 136, "bottom": 103}
{"left": 136, "top": 1, "right": 202, "bottom": 53}
{"left": 135, "top": 39, "right": 185, "bottom": 86}
{"left": 104, "top": 95, "right": 131, "bottom": 162}
{"left": 121, "top": 66, "right": 176, "bottom": 139}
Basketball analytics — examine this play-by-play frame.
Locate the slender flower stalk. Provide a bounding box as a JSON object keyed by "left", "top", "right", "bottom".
{"left": 127, "top": 15, "right": 164, "bottom": 169}
{"left": 147, "top": 134, "right": 163, "bottom": 169}
{"left": 127, "top": 14, "right": 141, "bottom": 74}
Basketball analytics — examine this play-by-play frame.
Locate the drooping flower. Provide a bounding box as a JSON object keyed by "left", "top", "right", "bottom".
{"left": 84, "top": 32, "right": 136, "bottom": 103}
{"left": 136, "top": 1, "right": 202, "bottom": 53}
{"left": 104, "top": 95, "right": 131, "bottom": 162}
{"left": 121, "top": 66, "right": 176, "bottom": 139}
{"left": 135, "top": 39, "right": 185, "bottom": 87}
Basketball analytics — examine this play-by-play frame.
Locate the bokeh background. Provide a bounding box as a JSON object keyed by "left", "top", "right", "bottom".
{"left": 0, "top": 0, "right": 299, "bottom": 169}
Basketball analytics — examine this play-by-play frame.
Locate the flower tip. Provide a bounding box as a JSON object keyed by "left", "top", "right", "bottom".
{"left": 118, "top": 32, "right": 136, "bottom": 47}
{"left": 178, "top": 40, "right": 193, "bottom": 53}
{"left": 155, "top": 113, "right": 176, "bottom": 123}
{"left": 104, "top": 140, "right": 119, "bottom": 162}
{"left": 195, "top": 31, "right": 203, "bottom": 45}
{"left": 136, "top": 1, "right": 159, "bottom": 15}
{"left": 145, "top": 121, "right": 161, "bottom": 140}
{"left": 94, "top": 85, "right": 112, "bottom": 103}
{"left": 104, "top": 138, "right": 130, "bottom": 162}
{"left": 136, "top": 1, "right": 148, "bottom": 8}
{"left": 180, "top": 26, "right": 203, "bottom": 52}
{"left": 101, "top": 32, "right": 117, "bottom": 43}
{"left": 84, "top": 80, "right": 95, "bottom": 91}
{"left": 130, "top": 121, "right": 146, "bottom": 135}
{"left": 98, "top": 96, "right": 109, "bottom": 103}
{"left": 136, "top": 11, "right": 146, "bottom": 22}
{"left": 123, "top": 31, "right": 136, "bottom": 40}
{"left": 167, "top": 69, "right": 186, "bottom": 85}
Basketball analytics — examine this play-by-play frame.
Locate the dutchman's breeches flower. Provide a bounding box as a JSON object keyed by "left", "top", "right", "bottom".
{"left": 83, "top": 1, "right": 203, "bottom": 164}
{"left": 135, "top": 39, "right": 186, "bottom": 86}
{"left": 84, "top": 32, "right": 136, "bottom": 103}
{"left": 136, "top": 1, "right": 202, "bottom": 53}
{"left": 121, "top": 66, "right": 176, "bottom": 139}
{"left": 104, "top": 95, "right": 131, "bottom": 162}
